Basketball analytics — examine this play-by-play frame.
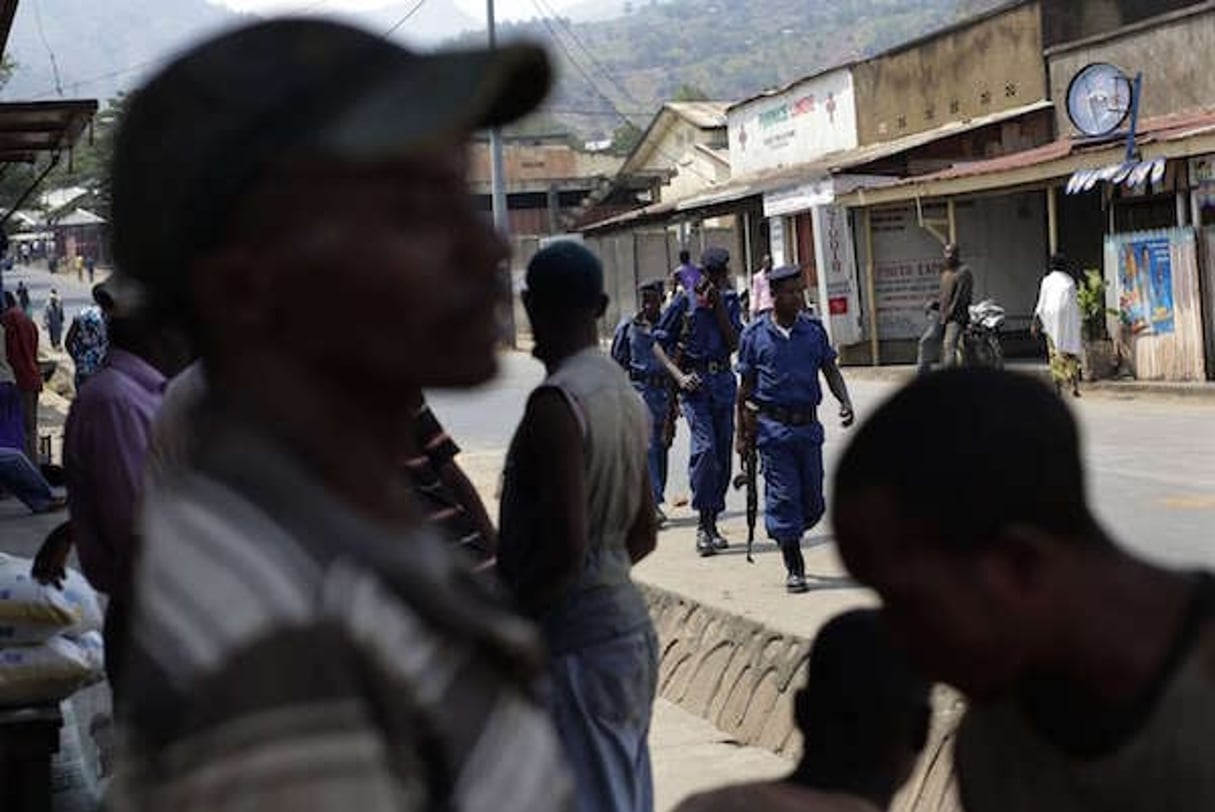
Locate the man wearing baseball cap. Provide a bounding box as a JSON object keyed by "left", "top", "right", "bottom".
{"left": 107, "top": 19, "right": 570, "bottom": 812}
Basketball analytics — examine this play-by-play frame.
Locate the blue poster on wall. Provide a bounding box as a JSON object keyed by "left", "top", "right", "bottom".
{"left": 1117, "top": 235, "right": 1175, "bottom": 335}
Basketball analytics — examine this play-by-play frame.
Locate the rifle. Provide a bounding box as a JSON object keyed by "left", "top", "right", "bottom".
{"left": 732, "top": 404, "right": 759, "bottom": 563}
{"left": 660, "top": 310, "right": 691, "bottom": 448}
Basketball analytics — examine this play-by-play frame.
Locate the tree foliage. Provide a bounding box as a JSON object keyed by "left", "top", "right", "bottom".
{"left": 609, "top": 121, "right": 643, "bottom": 156}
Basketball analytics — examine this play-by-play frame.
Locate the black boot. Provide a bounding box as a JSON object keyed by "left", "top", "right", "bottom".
{"left": 781, "top": 543, "right": 808, "bottom": 594}
{"left": 696, "top": 513, "right": 717, "bottom": 557}
{"left": 709, "top": 513, "right": 729, "bottom": 550}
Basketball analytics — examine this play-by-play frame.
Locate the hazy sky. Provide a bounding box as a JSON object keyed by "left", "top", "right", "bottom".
{"left": 213, "top": 0, "right": 582, "bottom": 22}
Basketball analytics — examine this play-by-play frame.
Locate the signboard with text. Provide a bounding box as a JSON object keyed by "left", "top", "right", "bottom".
{"left": 811, "top": 205, "right": 862, "bottom": 346}
{"left": 728, "top": 68, "right": 859, "bottom": 177}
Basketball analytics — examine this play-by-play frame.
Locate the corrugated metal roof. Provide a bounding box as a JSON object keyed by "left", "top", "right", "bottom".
{"left": 663, "top": 101, "right": 730, "bottom": 129}
{"left": 861, "top": 108, "right": 1215, "bottom": 190}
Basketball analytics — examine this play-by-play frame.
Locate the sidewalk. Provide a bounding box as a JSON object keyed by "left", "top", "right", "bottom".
{"left": 844, "top": 361, "right": 1215, "bottom": 402}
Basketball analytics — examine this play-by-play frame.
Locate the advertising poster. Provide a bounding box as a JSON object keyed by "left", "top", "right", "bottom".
{"left": 811, "top": 205, "right": 862, "bottom": 345}
{"left": 1117, "top": 235, "right": 1174, "bottom": 335}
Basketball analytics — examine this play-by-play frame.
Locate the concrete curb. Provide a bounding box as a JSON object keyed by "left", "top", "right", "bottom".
{"left": 841, "top": 364, "right": 1215, "bottom": 402}
{"left": 641, "top": 581, "right": 966, "bottom": 812}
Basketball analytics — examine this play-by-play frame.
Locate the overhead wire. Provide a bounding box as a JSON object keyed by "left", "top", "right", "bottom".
{"left": 526, "top": 0, "right": 720, "bottom": 184}
{"left": 383, "top": 0, "right": 430, "bottom": 37}
{"left": 30, "top": 0, "right": 65, "bottom": 97}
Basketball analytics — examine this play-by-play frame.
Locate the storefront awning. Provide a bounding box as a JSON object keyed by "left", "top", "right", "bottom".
{"left": 0, "top": 100, "right": 100, "bottom": 163}
{"left": 835, "top": 108, "right": 1215, "bottom": 207}
{"left": 1065, "top": 158, "right": 1167, "bottom": 194}
{"left": 581, "top": 100, "right": 1056, "bottom": 234}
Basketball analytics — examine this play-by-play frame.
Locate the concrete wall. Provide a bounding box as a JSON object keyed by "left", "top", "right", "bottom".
{"left": 1042, "top": 0, "right": 1205, "bottom": 47}
{"left": 852, "top": 2, "right": 1048, "bottom": 145}
{"left": 665, "top": 148, "right": 731, "bottom": 202}
{"left": 1049, "top": 4, "right": 1215, "bottom": 137}
{"left": 855, "top": 192, "right": 1048, "bottom": 341}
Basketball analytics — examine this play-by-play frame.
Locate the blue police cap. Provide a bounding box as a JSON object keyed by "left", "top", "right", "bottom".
{"left": 769, "top": 264, "right": 802, "bottom": 285}
{"left": 701, "top": 246, "right": 730, "bottom": 271}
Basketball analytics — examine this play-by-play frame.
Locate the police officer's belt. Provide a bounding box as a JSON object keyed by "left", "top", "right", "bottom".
{"left": 684, "top": 358, "right": 731, "bottom": 375}
{"left": 757, "top": 403, "right": 817, "bottom": 426}
{"left": 630, "top": 371, "right": 669, "bottom": 387}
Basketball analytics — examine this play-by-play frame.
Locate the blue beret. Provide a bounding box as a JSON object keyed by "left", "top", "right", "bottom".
{"left": 526, "top": 241, "right": 604, "bottom": 307}
{"left": 701, "top": 246, "right": 730, "bottom": 270}
{"left": 769, "top": 264, "right": 802, "bottom": 284}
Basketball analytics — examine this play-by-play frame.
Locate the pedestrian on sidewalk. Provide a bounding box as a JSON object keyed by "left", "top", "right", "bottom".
{"left": 675, "top": 609, "right": 931, "bottom": 812}
{"left": 501, "top": 241, "right": 659, "bottom": 812}
{"left": 34, "top": 276, "right": 191, "bottom": 698}
{"left": 74, "top": 254, "right": 84, "bottom": 283}
{"left": 86, "top": 254, "right": 96, "bottom": 284}
{"left": 670, "top": 248, "right": 700, "bottom": 297}
{"left": 916, "top": 243, "right": 973, "bottom": 374}
{"left": 16, "top": 280, "right": 30, "bottom": 314}
{"left": 107, "top": 19, "right": 569, "bottom": 812}
{"left": 1033, "top": 253, "right": 1083, "bottom": 398}
{"left": 404, "top": 392, "right": 499, "bottom": 568}
{"left": 656, "top": 246, "right": 743, "bottom": 556}
{"left": 43, "top": 289, "right": 64, "bottom": 350}
{"left": 0, "top": 445, "right": 65, "bottom": 513}
{"left": 611, "top": 278, "right": 682, "bottom": 527}
{"left": 736, "top": 265, "right": 854, "bottom": 593}
{"left": 833, "top": 368, "right": 1215, "bottom": 812}
{"left": 0, "top": 317, "right": 23, "bottom": 451}
{"left": 2, "top": 290, "right": 42, "bottom": 462}
{"left": 65, "top": 297, "right": 108, "bottom": 391}
{"left": 748, "top": 254, "right": 774, "bottom": 321}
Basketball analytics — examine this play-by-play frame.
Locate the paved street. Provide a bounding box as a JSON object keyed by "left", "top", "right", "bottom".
{"left": 431, "top": 348, "right": 1215, "bottom": 576}
{"left": 3, "top": 256, "right": 1214, "bottom": 810}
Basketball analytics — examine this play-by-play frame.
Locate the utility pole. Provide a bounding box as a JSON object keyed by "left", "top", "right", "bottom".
{"left": 488, "top": 0, "right": 516, "bottom": 347}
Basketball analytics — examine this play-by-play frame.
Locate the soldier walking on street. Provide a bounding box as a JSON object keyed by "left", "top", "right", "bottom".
{"left": 656, "top": 246, "right": 743, "bottom": 557}
{"left": 737, "top": 265, "right": 854, "bottom": 593}
{"left": 612, "top": 278, "right": 683, "bottom": 527}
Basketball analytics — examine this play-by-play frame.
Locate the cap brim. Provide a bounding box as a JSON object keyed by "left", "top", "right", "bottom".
{"left": 316, "top": 43, "right": 551, "bottom": 160}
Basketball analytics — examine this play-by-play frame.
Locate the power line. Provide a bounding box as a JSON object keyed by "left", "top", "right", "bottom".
{"left": 23, "top": 0, "right": 428, "bottom": 100}
{"left": 527, "top": 0, "right": 719, "bottom": 184}
{"left": 533, "top": 0, "right": 641, "bottom": 116}
{"left": 383, "top": 0, "right": 429, "bottom": 37}
{"left": 30, "top": 0, "right": 64, "bottom": 97}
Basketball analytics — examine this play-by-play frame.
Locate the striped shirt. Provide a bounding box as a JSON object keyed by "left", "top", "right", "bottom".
{"left": 113, "top": 423, "right": 571, "bottom": 812}
{"left": 404, "top": 402, "right": 490, "bottom": 565}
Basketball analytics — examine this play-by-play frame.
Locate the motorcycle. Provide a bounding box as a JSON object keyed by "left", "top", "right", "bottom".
{"left": 960, "top": 299, "right": 1005, "bottom": 369}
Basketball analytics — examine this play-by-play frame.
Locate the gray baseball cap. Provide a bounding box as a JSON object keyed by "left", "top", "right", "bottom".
{"left": 112, "top": 18, "right": 552, "bottom": 317}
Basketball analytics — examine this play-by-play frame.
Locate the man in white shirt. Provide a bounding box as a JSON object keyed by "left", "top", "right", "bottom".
{"left": 1033, "top": 253, "right": 1083, "bottom": 397}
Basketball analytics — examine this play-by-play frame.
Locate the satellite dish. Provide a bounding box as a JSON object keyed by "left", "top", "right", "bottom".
{"left": 1067, "top": 63, "right": 1134, "bottom": 137}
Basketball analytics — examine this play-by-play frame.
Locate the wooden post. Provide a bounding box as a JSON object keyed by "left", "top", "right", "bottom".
{"left": 1047, "top": 185, "right": 1059, "bottom": 254}
{"left": 947, "top": 198, "right": 957, "bottom": 244}
{"left": 863, "top": 208, "right": 880, "bottom": 366}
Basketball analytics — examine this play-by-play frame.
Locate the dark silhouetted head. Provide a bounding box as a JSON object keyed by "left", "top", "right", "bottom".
{"left": 795, "top": 609, "right": 931, "bottom": 807}
{"left": 524, "top": 241, "right": 608, "bottom": 366}
{"left": 679, "top": 249, "right": 691, "bottom": 265}
{"left": 832, "top": 369, "right": 1101, "bottom": 698}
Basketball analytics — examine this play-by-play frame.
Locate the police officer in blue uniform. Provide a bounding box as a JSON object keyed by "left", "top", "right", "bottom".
{"left": 656, "top": 246, "right": 744, "bottom": 556}
{"left": 736, "top": 265, "right": 855, "bottom": 593}
{"left": 611, "top": 278, "right": 682, "bottom": 526}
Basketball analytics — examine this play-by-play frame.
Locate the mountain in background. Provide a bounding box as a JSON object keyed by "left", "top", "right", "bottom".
{"left": 452, "top": 0, "right": 1007, "bottom": 139}
{"left": 1, "top": 0, "right": 1007, "bottom": 139}
{"left": 1, "top": 0, "right": 240, "bottom": 103}
{"left": 321, "top": 1, "right": 482, "bottom": 45}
